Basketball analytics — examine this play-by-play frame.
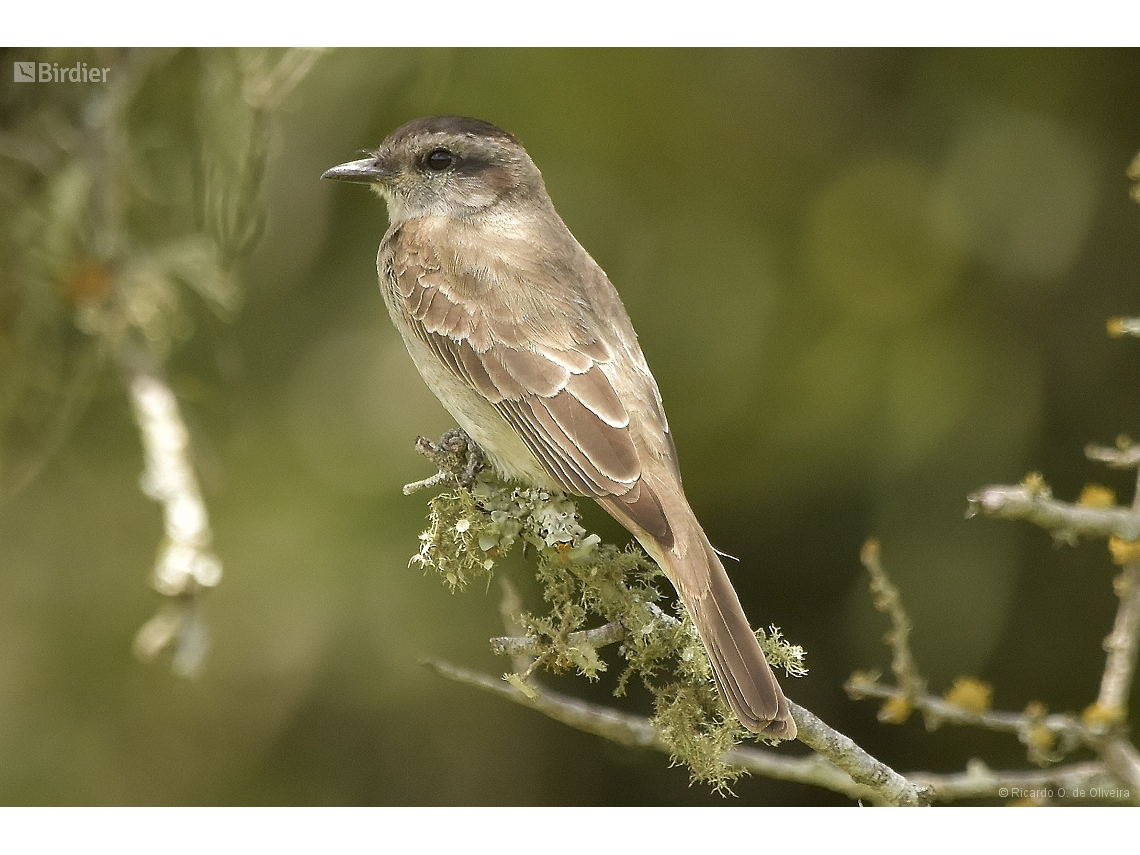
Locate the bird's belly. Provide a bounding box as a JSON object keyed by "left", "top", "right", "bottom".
{"left": 398, "top": 329, "right": 560, "bottom": 492}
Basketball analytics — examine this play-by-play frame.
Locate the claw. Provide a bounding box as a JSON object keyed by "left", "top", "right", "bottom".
{"left": 411, "top": 427, "right": 486, "bottom": 490}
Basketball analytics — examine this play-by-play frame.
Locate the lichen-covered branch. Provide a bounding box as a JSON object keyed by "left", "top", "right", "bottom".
{"left": 483, "top": 617, "right": 927, "bottom": 803}
{"left": 966, "top": 476, "right": 1140, "bottom": 542}
{"left": 490, "top": 620, "right": 627, "bottom": 658}
{"left": 862, "top": 491, "right": 1140, "bottom": 801}
{"left": 429, "top": 658, "right": 1131, "bottom": 804}
{"left": 909, "top": 759, "right": 1121, "bottom": 804}
{"left": 860, "top": 539, "right": 925, "bottom": 701}
{"left": 784, "top": 700, "right": 930, "bottom": 805}
{"left": 847, "top": 674, "right": 1090, "bottom": 750}
{"left": 407, "top": 434, "right": 938, "bottom": 803}
{"left": 964, "top": 400, "right": 1140, "bottom": 797}
{"left": 425, "top": 658, "right": 926, "bottom": 805}
{"left": 1095, "top": 464, "right": 1140, "bottom": 719}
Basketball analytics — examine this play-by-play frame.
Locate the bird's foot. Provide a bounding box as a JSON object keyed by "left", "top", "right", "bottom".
{"left": 405, "top": 427, "right": 486, "bottom": 493}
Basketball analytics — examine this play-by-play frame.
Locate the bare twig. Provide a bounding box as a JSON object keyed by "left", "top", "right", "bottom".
{"left": 1083, "top": 463, "right": 1140, "bottom": 792}
{"left": 1096, "top": 558, "right": 1140, "bottom": 715}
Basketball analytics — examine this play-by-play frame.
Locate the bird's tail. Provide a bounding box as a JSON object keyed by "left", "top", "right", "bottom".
{"left": 672, "top": 530, "right": 795, "bottom": 739}
{"left": 603, "top": 488, "right": 796, "bottom": 739}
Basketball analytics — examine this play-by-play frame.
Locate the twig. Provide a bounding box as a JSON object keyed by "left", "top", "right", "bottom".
{"left": 490, "top": 620, "right": 628, "bottom": 658}
{"left": 1096, "top": 558, "right": 1140, "bottom": 717}
{"left": 909, "top": 759, "right": 1121, "bottom": 803}
{"left": 967, "top": 433, "right": 1140, "bottom": 796}
{"left": 1096, "top": 736, "right": 1140, "bottom": 793}
{"left": 966, "top": 480, "right": 1140, "bottom": 542}
{"left": 1085, "top": 463, "right": 1140, "bottom": 792}
{"left": 860, "top": 539, "right": 925, "bottom": 700}
{"left": 846, "top": 675, "right": 1090, "bottom": 747}
{"left": 403, "top": 471, "right": 453, "bottom": 496}
{"left": 123, "top": 345, "right": 221, "bottom": 676}
{"left": 489, "top": 603, "right": 680, "bottom": 659}
{"left": 1096, "top": 464, "right": 1140, "bottom": 716}
{"left": 1086, "top": 440, "right": 1140, "bottom": 469}
{"left": 1108, "top": 317, "right": 1140, "bottom": 338}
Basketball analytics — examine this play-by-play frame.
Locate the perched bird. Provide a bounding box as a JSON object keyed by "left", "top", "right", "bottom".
{"left": 322, "top": 116, "right": 795, "bottom": 738}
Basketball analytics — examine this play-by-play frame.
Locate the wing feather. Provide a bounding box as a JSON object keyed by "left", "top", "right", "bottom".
{"left": 385, "top": 225, "right": 673, "bottom": 548}
{"left": 565, "top": 367, "right": 630, "bottom": 428}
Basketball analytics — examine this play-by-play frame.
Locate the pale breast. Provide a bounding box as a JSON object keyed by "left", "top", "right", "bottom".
{"left": 376, "top": 243, "right": 559, "bottom": 491}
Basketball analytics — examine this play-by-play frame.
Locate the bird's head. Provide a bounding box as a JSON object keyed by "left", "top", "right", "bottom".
{"left": 322, "top": 116, "right": 546, "bottom": 224}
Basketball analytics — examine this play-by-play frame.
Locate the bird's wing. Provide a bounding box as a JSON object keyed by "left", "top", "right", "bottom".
{"left": 386, "top": 223, "right": 672, "bottom": 546}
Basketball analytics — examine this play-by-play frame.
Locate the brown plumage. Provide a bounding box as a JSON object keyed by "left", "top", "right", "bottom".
{"left": 323, "top": 116, "right": 795, "bottom": 739}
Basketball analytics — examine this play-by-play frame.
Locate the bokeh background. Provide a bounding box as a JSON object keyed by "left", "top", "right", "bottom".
{"left": 2, "top": 47, "right": 1140, "bottom": 805}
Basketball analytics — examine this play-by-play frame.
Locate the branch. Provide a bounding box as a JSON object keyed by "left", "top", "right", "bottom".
{"left": 490, "top": 620, "right": 627, "bottom": 658}
{"left": 1096, "top": 736, "right": 1140, "bottom": 794}
{"left": 480, "top": 617, "right": 929, "bottom": 805}
{"left": 1095, "top": 464, "right": 1140, "bottom": 717}
{"left": 909, "top": 759, "right": 1121, "bottom": 803}
{"left": 1086, "top": 461, "right": 1140, "bottom": 791}
{"left": 1086, "top": 440, "right": 1140, "bottom": 469}
{"left": 122, "top": 345, "right": 221, "bottom": 677}
{"left": 785, "top": 700, "right": 930, "bottom": 805}
{"left": 424, "top": 658, "right": 927, "bottom": 805}
{"left": 1108, "top": 317, "right": 1140, "bottom": 338}
{"left": 428, "top": 659, "right": 1133, "bottom": 804}
{"left": 966, "top": 478, "right": 1140, "bottom": 542}
{"left": 860, "top": 539, "right": 925, "bottom": 700}
{"left": 965, "top": 436, "right": 1140, "bottom": 795}
{"left": 846, "top": 674, "right": 1090, "bottom": 749}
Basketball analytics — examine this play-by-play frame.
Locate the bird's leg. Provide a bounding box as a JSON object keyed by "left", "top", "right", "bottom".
{"left": 457, "top": 432, "right": 486, "bottom": 488}
{"left": 409, "top": 427, "right": 486, "bottom": 491}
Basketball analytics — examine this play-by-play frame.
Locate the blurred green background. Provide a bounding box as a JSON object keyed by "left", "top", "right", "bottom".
{"left": 2, "top": 47, "right": 1139, "bottom": 805}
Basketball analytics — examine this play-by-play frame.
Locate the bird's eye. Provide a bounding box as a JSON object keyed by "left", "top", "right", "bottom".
{"left": 424, "top": 148, "right": 454, "bottom": 172}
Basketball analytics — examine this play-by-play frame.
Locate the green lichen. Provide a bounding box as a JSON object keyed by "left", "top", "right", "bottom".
{"left": 409, "top": 471, "right": 805, "bottom": 791}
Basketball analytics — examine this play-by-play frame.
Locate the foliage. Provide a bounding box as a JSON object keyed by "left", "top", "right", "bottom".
{"left": 0, "top": 48, "right": 315, "bottom": 503}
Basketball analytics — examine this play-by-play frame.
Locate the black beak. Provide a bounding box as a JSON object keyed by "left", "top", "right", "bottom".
{"left": 321, "top": 156, "right": 393, "bottom": 184}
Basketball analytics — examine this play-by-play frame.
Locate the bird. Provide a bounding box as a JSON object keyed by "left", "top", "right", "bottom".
{"left": 322, "top": 116, "right": 795, "bottom": 739}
